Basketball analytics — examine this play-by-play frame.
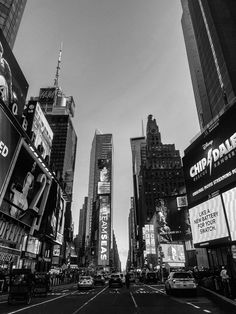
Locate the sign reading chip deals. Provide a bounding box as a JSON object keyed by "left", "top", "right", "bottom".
{"left": 189, "top": 195, "right": 229, "bottom": 246}
{"left": 183, "top": 102, "right": 236, "bottom": 206}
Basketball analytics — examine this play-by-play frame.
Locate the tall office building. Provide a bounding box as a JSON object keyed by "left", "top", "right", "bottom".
{"left": 0, "top": 0, "right": 27, "bottom": 49}
{"left": 140, "top": 115, "right": 185, "bottom": 222}
{"left": 85, "top": 131, "right": 113, "bottom": 269}
{"left": 181, "top": 0, "right": 236, "bottom": 130}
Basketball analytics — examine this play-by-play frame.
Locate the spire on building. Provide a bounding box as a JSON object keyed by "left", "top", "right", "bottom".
{"left": 54, "top": 42, "right": 63, "bottom": 88}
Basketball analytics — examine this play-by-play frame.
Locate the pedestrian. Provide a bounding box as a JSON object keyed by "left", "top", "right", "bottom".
{"left": 220, "top": 266, "right": 231, "bottom": 297}
{"left": 125, "top": 272, "right": 130, "bottom": 289}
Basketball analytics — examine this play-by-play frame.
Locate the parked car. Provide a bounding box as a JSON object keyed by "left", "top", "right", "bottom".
{"left": 165, "top": 271, "right": 197, "bottom": 295}
{"left": 77, "top": 276, "right": 94, "bottom": 290}
{"left": 109, "top": 273, "right": 123, "bottom": 288}
{"left": 145, "top": 271, "right": 157, "bottom": 284}
{"left": 93, "top": 274, "right": 105, "bottom": 286}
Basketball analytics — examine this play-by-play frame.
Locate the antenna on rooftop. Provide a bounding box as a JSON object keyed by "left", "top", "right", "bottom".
{"left": 142, "top": 119, "right": 144, "bottom": 137}
{"left": 54, "top": 42, "right": 63, "bottom": 88}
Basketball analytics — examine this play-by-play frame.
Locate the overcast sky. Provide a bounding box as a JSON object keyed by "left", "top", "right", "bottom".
{"left": 13, "top": 0, "right": 200, "bottom": 269}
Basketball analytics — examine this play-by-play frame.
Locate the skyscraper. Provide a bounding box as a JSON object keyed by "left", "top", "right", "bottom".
{"left": 0, "top": 0, "right": 27, "bottom": 49}
{"left": 85, "top": 131, "right": 113, "bottom": 269}
{"left": 181, "top": 0, "right": 236, "bottom": 130}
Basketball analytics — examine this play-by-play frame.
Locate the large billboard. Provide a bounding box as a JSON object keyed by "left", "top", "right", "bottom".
{"left": 183, "top": 102, "right": 236, "bottom": 206}
{"left": 160, "top": 243, "right": 185, "bottom": 264}
{"left": 0, "top": 104, "right": 21, "bottom": 195}
{"left": 24, "top": 100, "right": 53, "bottom": 160}
{"left": 97, "top": 195, "right": 111, "bottom": 266}
{"left": 38, "top": 87, "right": 56, "bottom": 106}
{"left": 0, "top": 29, "right": 28, "bottom": 119}
{"left": 189, "top": 195, "right": 229, "bottom": 246}
{"left": 0, "top": 142, "right": 50, "bottom": 227}
{"left": 144, "top": 224, "right": 156, "bottom": 254}
{"left": 222, "top": 187, "right": 236, "bottom": 242}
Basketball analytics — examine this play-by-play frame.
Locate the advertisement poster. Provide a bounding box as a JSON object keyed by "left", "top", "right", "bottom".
{"left": 160, "top": 243, "right": 185, "bottom": 263}
{"left": 0, "top": 104, "right": 21, "bottom": 195}
{"left": 189, "top": 195, "right": 229, "bottom": 246}
{"left": 1, "top": 143, "right": 48, "bottom": 226}
{"left": 222, "top": 186, "right": 236, "bottom": 241}
{"left": 144, "top": 224, "right": 156, "bottom": 254}
{"left": 0, "top": 30, "right": 28, "bottom": 119}
{"left": 97, "top": 195, "right": 111, "bottom": 266}
{"left": 183, "top": 103, "right": 236, "bottom": 206}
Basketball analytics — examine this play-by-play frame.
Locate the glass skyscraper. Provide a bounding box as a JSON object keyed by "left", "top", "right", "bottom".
{"left": 0, "top": 0, "right": 27, "bottom": 49}
{"left": 181, "top": 0, "right": 236, "bottom": 130}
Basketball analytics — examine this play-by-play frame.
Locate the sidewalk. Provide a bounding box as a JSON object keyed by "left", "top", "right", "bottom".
{"left": 0, "top": 282, "right": 76, "bottom": 303}
{"left": 199, "top": 286, "right": 236, "bottom": 312}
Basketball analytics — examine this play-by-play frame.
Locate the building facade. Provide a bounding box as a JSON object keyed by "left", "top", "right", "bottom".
{"left": 85, "top": 131, "right": 113, "bottom": 271}
{"left": 181, "top": 0, "right": 236, "bottom": 130}
{"left": 133, "top": 115, "right": 185, "bottom": 268}
{"left": 0, "top": 0, "right": 27, "bottom": 49}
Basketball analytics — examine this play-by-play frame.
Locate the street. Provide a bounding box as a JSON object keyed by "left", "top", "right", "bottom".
{"left": 0, "top": 282, "right": 234, "bottom": 314}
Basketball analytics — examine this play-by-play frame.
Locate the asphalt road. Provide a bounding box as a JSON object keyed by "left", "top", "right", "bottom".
{"left": 0, "top": 282, "right": 235, "bottom": 314}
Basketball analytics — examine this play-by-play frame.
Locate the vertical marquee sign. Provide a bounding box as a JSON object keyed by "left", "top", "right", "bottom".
{"left": 97, "top": 195, "right": 111, "bottom": 266}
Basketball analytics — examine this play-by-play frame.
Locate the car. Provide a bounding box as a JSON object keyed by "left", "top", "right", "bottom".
{"left": 145, "top": 271, "right": 157, "bottom": 284}
{"left": 93, "top": 274, "right": 105, "bottom": 286}
{"left": 109, "top": 273, "right": 123, "bottom": 288}
{"left": 165, "top": 271, "right": 197, "bottom": 295}
{"left": 77, "top": 276, "right": 94, "bottom": 290}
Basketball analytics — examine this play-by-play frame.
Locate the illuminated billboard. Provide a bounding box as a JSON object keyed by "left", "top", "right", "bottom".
{"left": 39, "top": 87, "right": 56, "bottom": 106}
{"left": 0, "top": 29, "right": 28, "bottom": 119}
{"left": 0, "top": 142, "right": 50, "bottom": 226}
{"left": 183, "top": 102, "right": 236, "bottom": 206}
{"left": 144, "top": 224, "right": 156, "bottom": 254}
{"left": 189, "top": 195, "right": 229, "bottom": 246}
{"left": 24, "top": 100, "right": 53, "bottom": 160}
{"left": 222, "top": 187, "right": 236, "bottom": 241}
{"left": 97, "top": 181, "right": 110, "bottom": 194}
{"left": 0, "top": 104, "right": 21, "bottom": 196}
{"left": 160, "top": 243, "right": 185, "bottom": 263}
{"left": 97, "top": 195, "right": 111, "bottom": 266}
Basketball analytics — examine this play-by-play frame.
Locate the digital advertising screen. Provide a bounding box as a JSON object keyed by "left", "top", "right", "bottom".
{"left": 0, "top": 142, "right": 49, "bottom": 226}
{"left": 0, "top": 30, "right": 28, "bottom": 119}
{"left": 97, "top": 181, "right": 110, "bottom": 195}
{"left": 160, "top": 243, "right": 185, "bottom": 263}
{"left": 222, "top": 186, "right": 236, "bottom": 242}
{"left": 0, "top": 104, "right": 21, "bottom": 196}
{"left": 189, "top": 195, "right": 229, "bottom": 246}
{"left": 97, "top": 195, "right": 111, "bottom": 266}
{"left": 183, "top": 103, "right": 236, "bottom": 207}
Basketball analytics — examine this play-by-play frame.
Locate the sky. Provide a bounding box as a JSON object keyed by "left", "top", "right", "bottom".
{"left": 13, "top": 0, "right": 200, "bottom": 269}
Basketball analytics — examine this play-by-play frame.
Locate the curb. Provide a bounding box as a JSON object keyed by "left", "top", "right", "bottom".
{"left": 199, "top": 286, "right": 236, "bottom": 312}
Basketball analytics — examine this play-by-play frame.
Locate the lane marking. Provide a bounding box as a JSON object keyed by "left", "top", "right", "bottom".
{"left": 187, "top": 302, "right": 200, "bottom": 309}
{"left": 72, "top": 286, "right": 108, "bottom": 314}
{"left": 130, "top": 292, "right": 138, "bottom": 308}
{"left": 203, "top": 310, "right": 211, "bottom": 313}
{"left": 146, "top": 284, "right": 166, "bottom": 295}
{"left": 7, "top": 290, "right": 78, "bottom": 314}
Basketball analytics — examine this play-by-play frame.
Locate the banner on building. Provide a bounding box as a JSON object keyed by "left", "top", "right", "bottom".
{"left": 0, "top": 29, "right": 28, "bottom": 119}
{"left": 0, "top": 104, "right": 21, "bottom": 196}
{"left": 97, "top": 195, "right": 111, "bottom": 266}
{"left": 0, "top": 142, "right": 49, "bottom": 226}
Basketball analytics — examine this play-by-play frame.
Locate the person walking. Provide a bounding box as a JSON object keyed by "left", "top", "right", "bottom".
{"left": 125, "top": 272, "right": 130, "bottom": 289}
{"left": 220, "top": 266, "right": 231, "bottom": 297}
